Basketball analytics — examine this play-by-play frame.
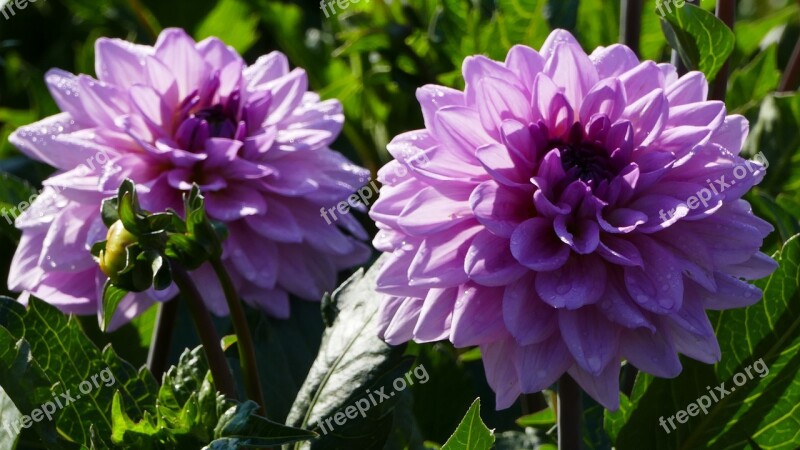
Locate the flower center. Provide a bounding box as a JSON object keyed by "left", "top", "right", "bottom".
{"left": 193, "top": 104, "right": 237, "bottom": 139}
{"left": 555, "top": 140, "right": 614, "bottom": 185}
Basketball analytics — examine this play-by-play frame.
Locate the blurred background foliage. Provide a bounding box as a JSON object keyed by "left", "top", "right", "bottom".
{"left": 0, "top": 0, "right": 799, "bottom": 448}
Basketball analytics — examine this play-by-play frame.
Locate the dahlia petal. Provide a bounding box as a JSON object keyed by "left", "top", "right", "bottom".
{"left": 450, "top": 285, "right": 506, "bottom": 347}
{"left": 598, "top": 276, "right": 655, "bottom": 331}
{"left": 668, "top": 101, "right": 726, "bottom": 129}
{"left": 579, "top": 78, "right": 626, "bottom": 124}
{"left": 465, "top": 231, "right": 527, "bottom": 286}
{"left": 470, "top": 181, "right": 532, "bottom": 237}
{"left": 475, "top": 77, "right": 531, "bottom": 136}
{"left": 95, "top": 38, "right": 152, "bottom": 88}
{"left": 264, "top": 69, "right": 308, "bottom": 125}
{"left": 45, "top": 69, "right": 91, "bottom": 124}
{"left": 40, "top": 207, "right": 95, "bottom": 272}
{"left": 536, "top": 255, "right": 606, "bottom": 309}
{"left": 504, "top": 45, "right": 545, "bottom": 94}
{"left": 245, "top": 200, "right": 303, "bottom": 243}
{"left": 534, "top": 74, "right": 574, "bottom": 136}
{"left": 515, "top": 335, "right": 573, "bottom": 392}
{"left": 476, "top": 143, "right": 531, "bottom": 186}
{"left": 722, "top": 252, "right": 778, "bottom": 280}
{"left": 409, "top": 223, "right": 481, "bottom": 287}
{"left": 277, "top": 244, "right": 336, "bottom": 300}
{"left": 227, "top": 224, "right": 278, "bottom": 289}
{"left": 503, "top": 275, "right": 557, "bottom": 345}
{"left": 544, "top": 38, "right": 598, "bottom": 111}
{"left": 620, "top": 61, "right": 664, "bottom": 103}
{"left": 463, "top": 55, "right": 522, "bottom": 105}
{"left": 377, "top": 296, "right": 406, "bottom": 341}
{"left": 245, "top": 51, "right": 290, "bottom": 88}
{"left": 398, "top": 185, "right": 474, "bottom": 235}
{"left": 413, "top": 287, "right": 458, "bottom": 343}
{"left": 8, "top": 233, "right": 46, "bottom": 292}
{"left": 481, "top": 336, "right": 522, "bottom": 409}
{"left": 554, "top": 216, "right": 600, "bottom": 254}
{"left": 539, "top": 28, "right": 581, "bottom": 59}
{"left": 701, "top": 273, "right": 764, "bottom": 309}
{"left": 510, "top": 218, "right": 570, "bottom": 271}
{"left": 240, "top": 284, "right": 290, "bottom": 319}
{"left": 205, "top": 185, "right": 267, "bottom": 221}
{"left": 416, "top": 84, "right": 465, "bottom": 129}
{"left": 620, "top": 327, "right": 682, "bottom": 378}
{"left": 590, "top": 44, "right": 640, "bottom": 79}
{"left": 432, "top": 106, "right": 492, "bottom": 161}
{"left": 154, "top": 28, "right": 210, "bottom": 99}
{"left": 384, "top": 297, "right": 423, "bottom": 345}
{"left": 568, "top": 363, "right": 621, "bottom": 410}
{"left": 597, "top": 236, "right": 643, "bottom": 267}
{"left": 624, "top": 238, "right": 684, "bottom": 313}
{"left": 665, "top": 71, "right": 708, "bottom": 106}
{"left": 9, "top": 114, "right": 94, "bottom": 170}
{"left": 622, "top": 88, "right": 668, "bottom": 146}
{"left": 709, "top": 114, "right": 748, "bottom": 152}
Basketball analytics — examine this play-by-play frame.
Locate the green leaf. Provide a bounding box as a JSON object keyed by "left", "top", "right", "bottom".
{"left": 0, "top": 296, "right": 159, "bottom": 447}
{"left": 286, "top": 257, "right": 416, "bottom": 449}
{"left": 441, "top": 398, "right": 495, "bottom": 450}
{"left": 194, "top": 0, "right": 259, "bottom": 54}
{"left": 744, "top": 93, "right": 800, "bottom": 196}
{"left": 101, "top": 280, "right": 129, "bottom": 332}
{"left": 660, "top": 3, "right": 735, "bottom": 80}
{"left": 100, "top": 197, "right": 119, "bottom": 229}
{"left": 727, "top": 45, "right": 782, "bottom": 114}
{"left": 605, "top": 235, "right": 800, "bottom": 449}
{"left": 0, "top": 386, "right": 22, "bottom": 449}
{"left": 516, "top": 408, "right": 555, "bottom": 427}
{"left": 214, "top": 401, "right": 317, "bottom": 446}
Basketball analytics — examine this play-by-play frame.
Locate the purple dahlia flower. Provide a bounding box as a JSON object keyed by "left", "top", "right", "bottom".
{"left": 7, "top": 29, "right": 370, "bottom": 328}
{"left": 369, "top": 29, "right": 778, "bottom": 410}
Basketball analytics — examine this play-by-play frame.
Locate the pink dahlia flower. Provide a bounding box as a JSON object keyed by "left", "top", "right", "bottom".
{"left": 369, "top": 29, "right": 777, "bottom": 409}
{"left": 8, "top": 29, "right": 370, "bottom": 328}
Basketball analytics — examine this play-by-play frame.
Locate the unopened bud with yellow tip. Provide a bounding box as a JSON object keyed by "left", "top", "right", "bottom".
{"left": 99, "top": 220, "right": 138, "bottom": 282}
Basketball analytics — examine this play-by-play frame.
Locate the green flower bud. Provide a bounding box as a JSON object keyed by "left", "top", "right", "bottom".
{"left": 99, "top": 220, "right": 138, "bottom": 282}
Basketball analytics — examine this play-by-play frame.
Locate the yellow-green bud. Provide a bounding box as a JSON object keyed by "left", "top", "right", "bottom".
{"left": 99, "top": 221, "right": 138, "bottom": 281}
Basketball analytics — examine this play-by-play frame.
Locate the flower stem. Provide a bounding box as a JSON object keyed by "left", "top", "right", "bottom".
{"left": 557, "top": 374, "right": 581, "bottom": 450}
{"left": 779, "top": 36, "right": 800, "bottom": 92}
{"left": 172, "top": 264, "right": 238, "bottom": 400}
{"left": 210, "top": 257, "right": 266, "bottom": 416}
{"left": 710, "top": 0, "right": 735, "bottom": 101}
{"left": 146, "top": 298, "right": 178, "bottom": 382}
{"left": 620, "top": 0, "right": 643, "bottom": 56}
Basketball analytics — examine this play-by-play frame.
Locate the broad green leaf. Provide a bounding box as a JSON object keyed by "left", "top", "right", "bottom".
{"left": 606, "top": 235, "right": 800, "bottom": 449}
{"left": 0, "top": 386, "right": 22, "bottom": 449}
{"left": 494, "top": 0, "right": 551, "bottom": 52}
{"left": 744, "top": 94, "right": 800, "bottom": 197}
{"left": 286, "top": 257, "right": 416, "bottom": 449}
{"left": 575, "top": 0, "right": 621, "bottom": 51}
{"left": 194, "top": 0, "right": 259, "bottom": 54}
{"left": 727, "top": 45, "right": 782, "bottom": 114}
{"left": 0, "top": 296, "right": 159, "bottom": 447}
{"left": 516, "top": 408, "right": 555, "bottom": 427}
{"left": 247, "top": 299, "right": 324, "bottom": 424}
{"left": 214, "top": 401, "right": 317, "bottom": 446}
{"left": 441, "top": 398, "right": 495, "bottom": 450}
{"left": 660, "top": 3, "right": 735, "bottom": 80}
{"left": 735, "top": 4, "right": 800, "bottom": 57}
{"left": 101, "top": 280, "right": 128, "bottom": 332}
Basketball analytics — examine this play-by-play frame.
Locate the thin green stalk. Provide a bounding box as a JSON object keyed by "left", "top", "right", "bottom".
{"left": 146, "top": 299, "right": 178, "bottom": 383}
{"left": 172, "top": 264, "right": 238, "bottom": 400}
{"left": 210, "top": 257, "right": 266, "bottom": 416}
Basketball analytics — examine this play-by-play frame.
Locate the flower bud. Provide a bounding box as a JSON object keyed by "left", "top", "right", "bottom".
{"left": 99, "top": 220, "right": 138, "bottom": 282}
